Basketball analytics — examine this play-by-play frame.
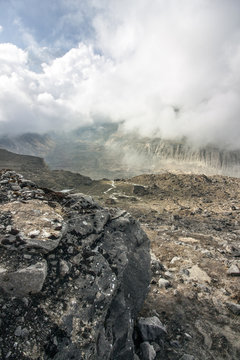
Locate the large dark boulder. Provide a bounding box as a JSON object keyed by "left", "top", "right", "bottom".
{"left": 0, "top": 170, "right": 151, "bottom": 360}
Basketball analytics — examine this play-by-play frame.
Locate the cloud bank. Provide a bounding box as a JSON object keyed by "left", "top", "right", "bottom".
{"left": 0, "top": 0, "right": 240, "bottom": 148}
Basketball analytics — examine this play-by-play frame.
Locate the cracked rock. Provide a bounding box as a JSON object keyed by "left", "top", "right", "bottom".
{"left": 0, "top": 261, "right": 47, "bottom": 296}
{"left": 137, "top": 316, "right": 167, "bottom": 342}
{"left": 227, "top": 264, "right": 240, "bottom": 276}
{"left": 0, "top": 170, "right": 151, "bottom": 360}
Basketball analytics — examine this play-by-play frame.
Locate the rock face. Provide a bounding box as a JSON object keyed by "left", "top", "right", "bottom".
{"left": 0, "top": 170, "right": 151, "bottom": 360}
{"left": 107, "top": 133, "right": 240, "bottom": 177}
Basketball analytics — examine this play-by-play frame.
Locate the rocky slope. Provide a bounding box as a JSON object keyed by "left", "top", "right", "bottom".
{"left": 106, "top": 133, "right": 240, "bottom": 177}
{"left": 96, "top": 173, "right": 240, "bottom": 360}
{"left": 0, "top": 148, "right": 94, "bottom": 191}
{"left": 0, "top": 133, "right": 54, "bottom": 158}
{"left": 0, "top": 148, "right": 47, "bottom": 173}
{"left": 0, "top": 170, "right": 151, "bottom": 360}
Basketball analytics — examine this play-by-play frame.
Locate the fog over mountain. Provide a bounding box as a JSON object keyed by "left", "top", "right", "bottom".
{"left": 0, "top": 0, "right": 240, "bottom": 148}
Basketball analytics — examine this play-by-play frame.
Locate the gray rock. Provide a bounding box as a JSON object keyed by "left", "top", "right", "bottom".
{"left": 25, "top": 237, "right": 61, "bottom": 253}
{"left": 0, "top": 170, "right": 151, "bottom": 360}
{"left": 227, "top": 264, "right": 240, "bottom": 276}
{"left": 140, "top": 341, "right": 156, "bottom": 360}
{"left": 158, "top": 278, "right": 171, "bottom": 289}
{"left": 226, "top": 302, "right": 240, "bottom": 315}
{"left": 0, "top": 261, "right": 47, "bottom": 296}
{"left": 59, "top": 260, "right": 70, "bottom": 277}
{"left": 28, "top": 229, "right": 40, "bottom": 237}
{"left": 14, "top": 326, "right": 29, "bottom": 337}
{"left": 11, "top": 185, "right": 21, "bottom": 191}
{"left": 137, "top": 316, "right": 167, "bottom": 342}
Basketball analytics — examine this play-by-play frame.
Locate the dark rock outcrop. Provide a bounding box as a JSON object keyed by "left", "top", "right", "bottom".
{"left": 0, "top": 148, "right": 93, "bottom": 190}
{"left": 0, "top": 170, "right": 151, "bottom": 360}
{"left": 0, "top": 148, "right": 47, "bottom": 172}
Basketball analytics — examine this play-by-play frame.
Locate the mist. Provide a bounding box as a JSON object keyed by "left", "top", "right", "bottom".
{"left": 0, "top": 0, "right": 240, "bottom": 149}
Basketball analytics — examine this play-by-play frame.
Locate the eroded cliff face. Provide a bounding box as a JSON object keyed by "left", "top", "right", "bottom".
{"left": 0, "top": 170, "right": 151, "bottom": 360}
{"left": 1, "top": 126, "right": 240, "bottom": 179}
{"left": 106, "top": 135, "right": 240, "bottom": 177}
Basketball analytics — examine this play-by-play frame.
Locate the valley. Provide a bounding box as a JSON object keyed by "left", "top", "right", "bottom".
{"left": 1, "top": 124, "right": 240, "bottom": 179}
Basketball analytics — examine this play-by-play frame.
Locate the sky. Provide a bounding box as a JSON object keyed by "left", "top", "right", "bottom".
{"left": 0, "top": 0, "right": 240, "bottom": 148}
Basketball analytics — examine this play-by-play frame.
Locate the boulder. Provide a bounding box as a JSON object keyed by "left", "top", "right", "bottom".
{"left": 227, "top": 264, "right": 240, "bottom": 276}
{"left": 226, "top": 302, "right": 240, "bottom": 315}
{"left": 0, "top": 261, "right": 47, "bottom": 296}
{"left": 137, "top": 316, "right": 167, "bottom": 342}
{"left": 0, "top": 170, "right": 151, "bottom": 360}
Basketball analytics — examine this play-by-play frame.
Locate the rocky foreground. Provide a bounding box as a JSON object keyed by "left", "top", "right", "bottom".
{"left": 0, "top": 170, "right": 156, "bottom": 360}
{"left": 1, "top": 166, "right": 240, "bottom": 360}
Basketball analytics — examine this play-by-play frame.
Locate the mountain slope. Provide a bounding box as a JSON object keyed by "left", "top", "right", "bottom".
{"left": 1, "top": 124, "right": 240, "bottom": 178}
{"left": 0, "top": 148, "right": 93, "bottom": 191}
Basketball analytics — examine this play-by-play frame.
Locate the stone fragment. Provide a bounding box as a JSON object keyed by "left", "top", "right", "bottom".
{"left": 0, "top": 261, "right": 47, "bottom": 296}
{"left": 227, "top": 264, "right": 240, "bottom": 276}
{"left": 59, "top": 260, "right": 70, "bottom": 277}
{"left": 158, "top": 278, "right": 171, "bottom": 289}
{"left": 26, "top": 238, "right": 60, "bottom": 252}
{"left": 14, "top": 326, "right": 29, "bottom": 337}
{"left": 137, "top": 316, "right": 167, "bottom": 342}
{"left": 170, "top": 256, "right": 181, "bottom": 264}
{"left": 94, "top": 210, "right": 110, "bottom": 233}
{"left": 188, "top": 265, "right": 211, "bottom": 283}
{"left": 165, "top": 271, "right": 174, "bottom": 278}
{"left": 151, "top": 252, "right": 164, "bottom": 273}
{"left": 11, "top": 185, "right": 21, "bottom": 191}
{"left": 140, "top": 341, "right": 156, "bottom": 360}
{"left": 226, "top": 302, "right": 240, "bottom": 315}
{"left": 28, "top": 229, "right": 40, "bottom": 237}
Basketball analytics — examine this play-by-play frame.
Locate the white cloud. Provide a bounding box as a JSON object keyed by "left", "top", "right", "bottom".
{"left": 0, "top": 0, "right": 240, "bottom": 148}
{"left": 0, "top": 25, "right": 3, "bottom": 32}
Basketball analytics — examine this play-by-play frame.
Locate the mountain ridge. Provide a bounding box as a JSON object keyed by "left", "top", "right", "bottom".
{"left": 1, "top": 124, "right": 240, "bottom": 178}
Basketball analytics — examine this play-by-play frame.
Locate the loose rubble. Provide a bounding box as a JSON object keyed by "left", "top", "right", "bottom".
{"left": 100, "top": 173, "right": 240, "bottom": 359}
